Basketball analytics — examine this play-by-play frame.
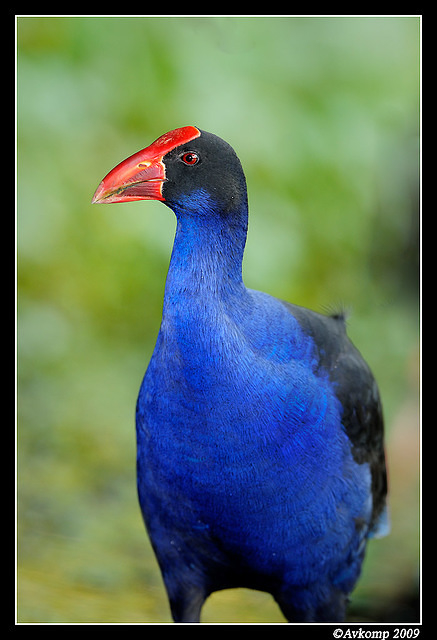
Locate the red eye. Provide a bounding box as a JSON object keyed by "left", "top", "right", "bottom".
{"left": 181, "top": 151, "right": 199, "bottom": 165}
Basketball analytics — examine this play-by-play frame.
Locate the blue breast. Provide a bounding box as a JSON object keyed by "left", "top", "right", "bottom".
{"left": 136, "top": 285, "right": 372, "bottom": 591}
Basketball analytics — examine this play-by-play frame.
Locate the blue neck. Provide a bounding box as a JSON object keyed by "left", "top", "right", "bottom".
{"left": 163, "top": 191, "right": 249, "bottom": 315}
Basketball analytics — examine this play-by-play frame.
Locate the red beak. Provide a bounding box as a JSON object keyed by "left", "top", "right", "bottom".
{"left": 92, "top": 126, "right": 201, "bottom": 204}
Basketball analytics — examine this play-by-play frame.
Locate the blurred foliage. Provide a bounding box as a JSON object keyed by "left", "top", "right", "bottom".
{"left": 17, "top": 16, "right": 420, "bottom": 623}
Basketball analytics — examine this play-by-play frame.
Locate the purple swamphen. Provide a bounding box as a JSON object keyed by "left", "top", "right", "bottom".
{"left": 92, "top": 126, "right": 389, "bottom": 623}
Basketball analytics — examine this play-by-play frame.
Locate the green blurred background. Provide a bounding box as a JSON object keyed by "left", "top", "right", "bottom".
{"left": 17, "top": 16, "right": 420, "bottom": 623}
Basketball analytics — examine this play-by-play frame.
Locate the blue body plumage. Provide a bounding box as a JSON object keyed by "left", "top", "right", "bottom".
{"left": 93, "top": 126, "right": 389, "bottom": 622}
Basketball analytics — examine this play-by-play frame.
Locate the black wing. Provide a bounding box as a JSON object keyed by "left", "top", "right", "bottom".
{"left": 283, "top": 301, "right": 389, "bottom": 536}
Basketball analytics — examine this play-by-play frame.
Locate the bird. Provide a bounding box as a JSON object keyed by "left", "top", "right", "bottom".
{"left": 92, "top": 126, "right": 389, "bottom": 623}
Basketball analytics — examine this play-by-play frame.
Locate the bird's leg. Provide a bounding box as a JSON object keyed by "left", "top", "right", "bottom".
{"left": 168, "top": 586, "right": 205, "bottom": 623}
{"left": 275, "top": 586, "right": 348, "bottom": 623}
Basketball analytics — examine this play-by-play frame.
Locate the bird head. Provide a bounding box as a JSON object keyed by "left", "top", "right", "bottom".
{"left": 92, "top": 126, "right": 247, "bottom": 217}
